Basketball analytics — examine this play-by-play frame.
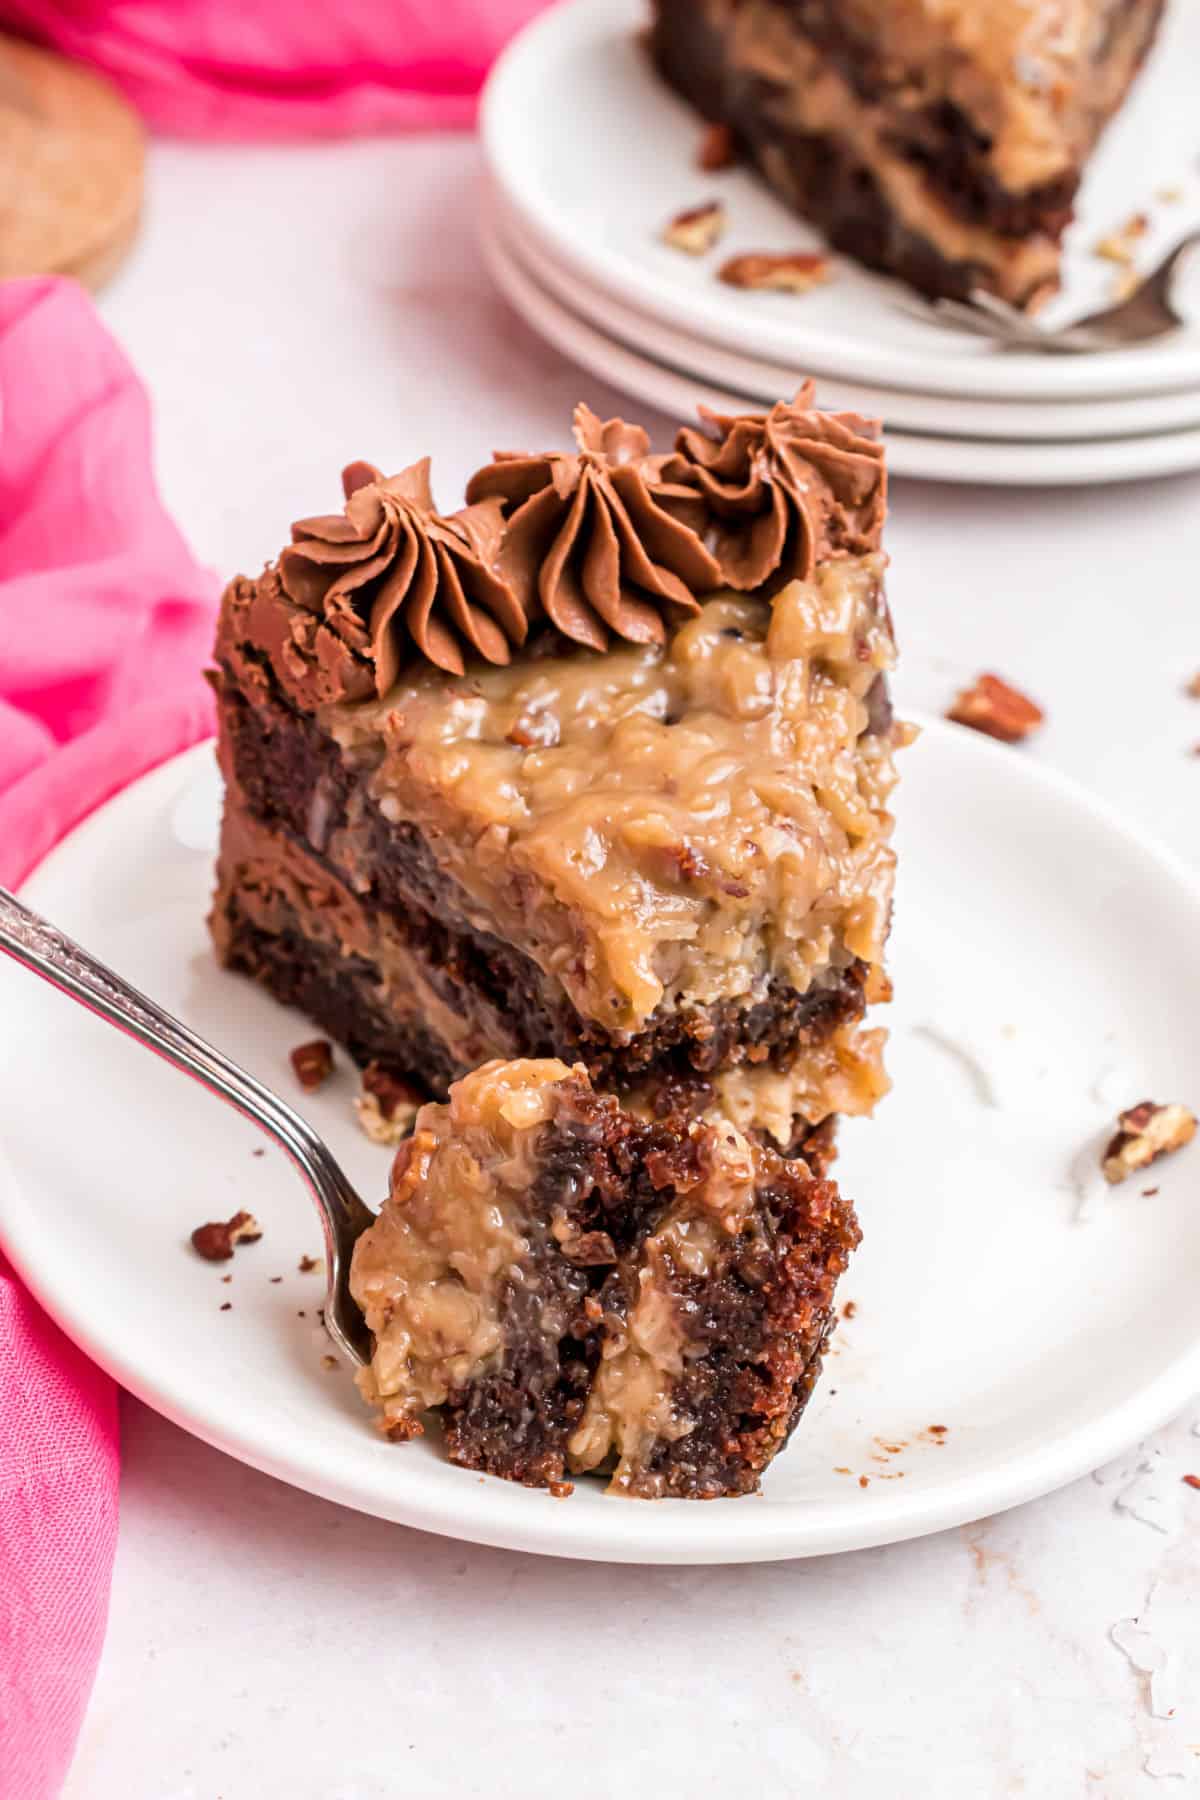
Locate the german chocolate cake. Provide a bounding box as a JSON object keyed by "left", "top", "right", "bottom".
{"left": 209, "top": 386, "right": 906, "bottom": 1496}
{"left": 649, "top": 0, "right": 1165, "bottom": 307}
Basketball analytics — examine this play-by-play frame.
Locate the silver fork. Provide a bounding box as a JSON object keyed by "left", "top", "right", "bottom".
{"left": 900, "top": 228, "right": 1200, "bottom": 354}
{"left": 0, "top": 884, "right": 375, "bottom": 1366}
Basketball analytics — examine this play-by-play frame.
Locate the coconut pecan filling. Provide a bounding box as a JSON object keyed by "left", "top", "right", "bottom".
{"left": 324, "top": 559, "right": 899, "bottom": 1035}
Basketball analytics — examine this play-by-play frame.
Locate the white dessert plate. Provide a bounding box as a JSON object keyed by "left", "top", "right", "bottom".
{"left": 485, "top": 216, "right": 1200, "bottom": 486}
{"left": 494, "top": 189, "right": 1200, "bottom": 445}
{"left": 481, "top": 0, "right": 1200, "bottom": 403}
{"left": 4, "top": 730, "right": 1200, "bottom": 1565}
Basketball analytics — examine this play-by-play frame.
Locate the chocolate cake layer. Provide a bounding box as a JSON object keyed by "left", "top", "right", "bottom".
{"left": 650, "top": 0, "right": 1164, "bottom": 306}
{"left": 220, "top": 897, "right": 854, "bottom": 1165}
{"left": 350, "top": 1059, "right": 860, "bottom": 1497}
{"left": 214, "top": 674, "right": 874, "bottom": 1091}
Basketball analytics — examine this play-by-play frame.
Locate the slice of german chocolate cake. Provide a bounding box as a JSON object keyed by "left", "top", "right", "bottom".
{"left": 209, "top": 387, "right": 907, "bottom": 1495}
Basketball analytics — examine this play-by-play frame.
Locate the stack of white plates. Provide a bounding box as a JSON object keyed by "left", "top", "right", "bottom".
{"left": 479, "top": 0, "right": 1200, "bottom": 486}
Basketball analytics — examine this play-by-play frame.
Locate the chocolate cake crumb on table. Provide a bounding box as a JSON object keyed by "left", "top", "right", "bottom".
{"left": 649, "top": 0, "right": 1164, "bottom": 308}
{"left": 208, "top": 383, "right": 907, "bottom": 1495}
{"left": 350, "top": 1059, "right": 860, "bottom": 1498}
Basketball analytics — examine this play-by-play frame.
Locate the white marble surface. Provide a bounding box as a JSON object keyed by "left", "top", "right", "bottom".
{"left": 64, "top": 135, "right": 1200, "bottom": 1798}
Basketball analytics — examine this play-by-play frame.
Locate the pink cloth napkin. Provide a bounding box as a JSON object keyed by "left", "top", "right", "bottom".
{"left": 0, "top": 276, "right": 218, "bottom": 1799}
{"left": 1, "top": 0, "right": 550, "bottom": 137}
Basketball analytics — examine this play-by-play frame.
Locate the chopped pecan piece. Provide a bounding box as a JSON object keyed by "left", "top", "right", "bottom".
{"left": 946, "top": 673, "right": 1044, "bottom": 743}
{"left": 191, "top": 1210, "right": 263, "bottom": 1262}
{"left": 697, "top": 121, "right": 736, "bottom": 171}
{"left": 355, "top": 1062, "right": 423, "bottom": 1146}
{"left": 718, "top": 251, "right": 832, "bottom": 293}
{"left": 298, "top": 1253, "right": 322, "bottom": 1274}
{"left": 1101, "top": 1101, "right": 1197, "bottom": 1185}
{"left": 290, "top": 1038, "right": 334, "bottom": 1091}
{"left": 663, "top": 199, "right": 726, "bottom": 256}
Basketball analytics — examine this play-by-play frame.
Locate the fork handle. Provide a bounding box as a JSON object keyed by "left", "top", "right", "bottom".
{"left": 0, "top": 884, "right": 373, "bottom": 1242}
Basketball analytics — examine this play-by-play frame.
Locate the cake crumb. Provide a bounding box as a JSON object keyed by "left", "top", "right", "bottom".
{"left": 697, "top": 121, "right": 735, "bottom": 171}
{"left": 842, "top": 1299, "right": 858, "bottom": 1320}
{"left": 548, "top": 1479, "right": 575, "bottom": 1499}
{"left": 356, "top": 1063, "right": 422, "bottom": 1146}
{"left": 1142, "top": 1186, "right": 1159, "bottom": 1197}
{"left": 298, "top": 1254, "right": 322, "bottom": 1274}
{"left": 251, "top": 1148, "right": 265, "bottom": 1158}
{"left": 663, "top": 200, "right": 726, "bottom": 256}
{"left": 1110, "top": 266, "right": 1140, "bottom": 303}
{"left": 269, "top": 1276, "right": 283, "bottom": 1284}
{"left": 191, "top": 1211, "right": 262, "bottom": 1262}
{"left": 946, "top": 673, "right": 1043, "bottom": 743}
{"left": 718, "top": 250, "right": 832, "bottom": 293}
{"left": 219, "top": 1301, "right": 232, "bottom": 1312}
{"left": 320, "top": 1354, "right": 339, "bottom": 1371}
{"left": 220, "top": 1274, "right": 232, "bottom": 1284}
{"left": 1102, "top": 1101, "right": 1196, "bottom": 1184}
{"left": 297, "top": 1310, "right": 306, "bottom": 1318}
{"left": 858, "top": 1474, "right": 869, "bottom": 1488}
{"left": 834, "top": 1465, "right": 851, "bottom": 1475}
{"left": 1183, "top": 1474, "right": 1200, "bottom": 1490}
{"left": 290, "top": 1038, "right": 334, "bottom": 1092}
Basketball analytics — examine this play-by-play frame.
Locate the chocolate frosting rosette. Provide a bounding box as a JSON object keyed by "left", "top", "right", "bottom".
{"left": 465, "top": 404, "right": 722, "bottom": 652}
{"left": 663, "top": 385, "right": 887, "bottom": 592}
{"left": 278, "top": 459, "right": 527, "bottom": 692}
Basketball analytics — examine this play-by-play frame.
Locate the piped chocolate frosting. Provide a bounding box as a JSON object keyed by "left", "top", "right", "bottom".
{"left": 465, "top": 404, "right": 722, "bottom": 652}
{"left": 664, "top": 385, "right": 886, "bottom": 592}
{"left": 278, "top": 460, "right": 527, "bottom": 691}
{"left": 219, "top": 389, "right": 888, "bottom": 709}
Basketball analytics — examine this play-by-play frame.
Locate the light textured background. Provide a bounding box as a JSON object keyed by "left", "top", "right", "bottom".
{"left": 65, "top": 136, "right": 1200, "bottom": 1799}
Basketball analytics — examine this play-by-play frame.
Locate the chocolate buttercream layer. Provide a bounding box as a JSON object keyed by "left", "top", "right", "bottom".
{"left": 665, "top": 388, "right": 885, "bottom": 594}
{"left": 650, "top": 0, "right": 1164, "bottom": 307}
{"left": 349, "top": 1058, "right": 860, "bottom": 1496}
{"left": 465, "top": 403, "right": 722, "bottom": 653}
{"left": 221, "top": 461, "right": 528, "bottom": 710}
{"left": 211, "top": 707, "right": 877, "bottom": 1092}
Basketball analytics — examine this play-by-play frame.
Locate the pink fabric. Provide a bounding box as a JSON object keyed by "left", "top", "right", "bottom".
{"left": 0, "top": 276, "right": 219, "bottom": 1799}
{"left": 0, "top": 0, "right": 551, "bottom": 137}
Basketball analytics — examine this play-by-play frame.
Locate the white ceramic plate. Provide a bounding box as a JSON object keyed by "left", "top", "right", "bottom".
{"left": 494, "top": 188, "right": 1200, "bottom": 445}
{"left": 485, "top": 216, "right": 1200, "bottom": 486}
{"left": 481, "top": 0, "right": 1200, "bottom": 403}
{"left": 4, "top": 732, "right": 1200, "bottom": 1564}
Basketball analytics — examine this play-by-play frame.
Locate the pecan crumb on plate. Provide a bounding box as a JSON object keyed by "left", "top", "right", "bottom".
{"left": 697, "top": 121, "right": 736, "bottom": 171}
{"left": 663, "top": 199, "right": 726, "bottom": 255}
{"left": 290, "top": 1038, "right": 334, "bottom": 1091}
{"left": 1102, "top": 1101, "right": 1197, "bottom": 1185}
{"left": 718, "top": 250, "right": 832, "bottom": 292}
{"left": 298, "top": 1254, "right": 322, "bottom": 1274}
{"left": 1183, "top": 1474, "right": 1200, "bottom": 1490}
{"left": 946, "top": 673, "right": 1044, "bottom": 743}
{"left": 1093, "top": 212, "right": 1148, "bottom": 264}
{"left": 191, "top": 1210, "right": 262, "bottom": 1262}
{"left": 1186, "top": 671, "right": 1200, "bottom": 698}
